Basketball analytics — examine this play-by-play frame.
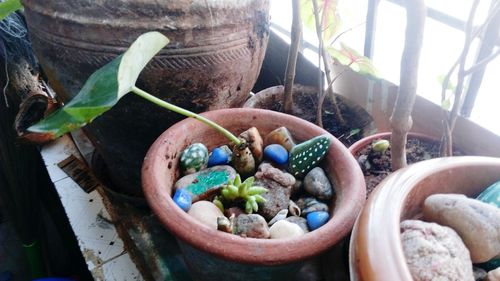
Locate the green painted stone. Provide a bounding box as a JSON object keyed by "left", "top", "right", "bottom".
{"left": 476, "top": 180, "right": 500, "bottom": 271}
{"left": 175, "top": 165, "right": 237, "bottom": 202}
{"left": 180, "top": 143, "right": 209, "bottom": 175}
{"left": 288, "top": 134, "right": 331, "bottom": 178}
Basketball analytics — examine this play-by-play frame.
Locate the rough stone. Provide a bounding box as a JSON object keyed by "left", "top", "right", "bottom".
{"left": 255, "top": 163, "right": 296, "bottom": 187}
{"left": 264, "top": 126, "right": 296, "bottom": 152}
{"left": 234, "top": 214, "right": 270, "bottom": 238}
{"left": 256, "top": 178, "right": 291, "bottom": 220}
{"left": 303, "top": 167, "right": 333, "bottom": 200}
{"left": 285, "top": 216, "right": 309, "bottom": 233}
{"left": 269, "top": 220, "right": 305, "bottom": 239}
{"left": 188, "top": 201, "right": 224, "bottom": 230}
{"left": 423, "top": 194, "right": 500, "bottom": 263}
{"left": 224, "top": 207, "right": 245, "bottom": 218}
{"left": 239, "top": 127, "right": 264, "bottom": 162}
{"left": 175, "top": 165, "right": 236, "bottom": 202}
{"left": 400, "top": 220, "right": 474, "bottom": 281}
{"left": 296, "top": 197, "right": 329, "bottom": 217}
{"left": 292, "top": 180, "right": 303, "bottom": 195}
{"left": 231, "top": 146, "right": 255, "bottom": 176}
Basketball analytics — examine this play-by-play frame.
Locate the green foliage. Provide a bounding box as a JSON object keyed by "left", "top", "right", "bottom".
{"left": 300, "top": 0, "right": 341, "bottom": 42}
{"left": 28, "top": 32, "right": 169, "bottom": 137}
{"left": 372, "top": 139, "right": 390, "bottom": 153}
{"left": 327, "top": 43, "right": 379, "bottom": 78}
{"left": 0, "top": 0, "right": 22, "bottom": 21}
{"left": 213, "top": 174, "right": 267, "bottom": 214}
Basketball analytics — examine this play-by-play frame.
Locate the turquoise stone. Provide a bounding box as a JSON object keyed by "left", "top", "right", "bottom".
{"left": 175, "top": 165, "right": 236, "bottom": 202}
{"left": 476, "top": 180, "right": 500, "bottom": 271}
{"left": 288, "top": 134, "right": 331, "bottom": 178}
{"left": 180, "top": 143, "right": 209, "bottom": 175}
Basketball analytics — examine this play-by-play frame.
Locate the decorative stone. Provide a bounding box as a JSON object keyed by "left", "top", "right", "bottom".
{"left": 423, "top": 194, "right": 500, "bottom": 263}
{"left": 217, "top": 216, "right": 233, "bottom": 233}
{"left": 289, "top": 200, "right": 301, "bottom": 217}
{"left": 306, "top": 211, "right": 329, "bottom": 230}
{"left": 207, "top": 147, "right": 230, "bottom": 167}
{"left": 231, "top": 146, "right": 255, "bottom": 176}
{"left": 288, "top": 134, "right": 331, "bottom": 178}
{"left": 486, "top": 267, "right": 500, "bottom": 281}
{"left": 188, "top": 201, "right": 224, "bottom": 230}
{"left": 220, "top": 145, "right": 233, "bottom": 160}
{"left": 180, "top": 143, "right": 209, "bottom": 175}
{"left": 254, "top": 163, "right": 295, "bottom": 220}
{"left": 296, "top": 197, "right": 329, "bottom": 217}
{"left": 269, "top": 220, "right": 305, "bottom": 239}
{"left": 303, "top": 167, "right": 333, "bottom": 200}
{"left": 268, "top": 209, "right": 288, "bottom": 226}
{"left": 473, "top": 267, "right": 488, "bottom": 281}
{"left": 263, "top": 144, "right": 289, "bottom": 165}
{"left": 239, "top": 127, "right": 264, "bottom": 162}
{"left": 400, "top": 220, "right": 474, "bottom": 281}
{"left": 285, "top": 216, "right": 309, "bottom": 233}
{"left": 234, "top": 214, "right": 270, "bottom": 238}
{"left": 264, "top": 126, "right": 296, "bottom": 152}
{"left": 175, "top": 165, "right": 236, "bottom": 202}
{"left": 172, "top": 189, "right": 192, "bottom": 212}
{"left": 477, "top": 181, "right": 500, "bottom": 207}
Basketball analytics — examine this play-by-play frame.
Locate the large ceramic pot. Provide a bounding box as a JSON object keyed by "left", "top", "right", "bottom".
{"left": 349, "top": 156, "right": 500, "bottom": 281}
{"left": 244, "top": 85, "right": 373, "bottom": 146}
{"left": 142, "top": 108, "right": 366, "bottom": 281}
{"left": 22, "top": 0, "right": 270, "bottom": 196}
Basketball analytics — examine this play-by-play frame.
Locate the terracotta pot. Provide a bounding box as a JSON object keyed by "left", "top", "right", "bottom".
{"left": 244, "top": 85, "right": 373, "bottom": 146}
{"left": 22, "top": 0, "right": 270, "bottom": 196}
{"left": 142, "top": 108, "right": 366, "bottom": 281}
{"left": 348, "top": 156, "right": 500, "bottom": 281}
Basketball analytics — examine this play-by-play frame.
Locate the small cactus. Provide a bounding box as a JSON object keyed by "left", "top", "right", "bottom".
{"left": 372, "top": 139, "right": 390, "bottom": 153}
{"left": 213, "top": 174, "right": 267, "bottom": 214}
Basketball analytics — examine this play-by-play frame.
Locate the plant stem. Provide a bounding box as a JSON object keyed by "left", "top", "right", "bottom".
{"left": 390, "top": 0, "right": 425, "bottom": 171}
{"left": 131, "top": 86, "right": 241, "bottom": 145}
{"left": 283, "top": 0, "right": 302, "bottom": 114}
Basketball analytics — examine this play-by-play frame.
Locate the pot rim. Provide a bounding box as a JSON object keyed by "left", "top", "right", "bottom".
{"left": 348, "top": 156, "right": 500, "bottom": 281}
{"left": 348, "top": 131, "right": 437, "bottom": 156}
{"left": 142, "top": 108, "right": 366, "bottom": 265}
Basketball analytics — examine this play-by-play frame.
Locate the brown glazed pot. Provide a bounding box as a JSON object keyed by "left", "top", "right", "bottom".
{"left": 142, "top": 108, "right": 366, "bottom": 281}
{"left": 349, "top": 156, "right": 500, "bottom": 281}
{"left": 22, "top": 0, "right": 270, "bottom": 196}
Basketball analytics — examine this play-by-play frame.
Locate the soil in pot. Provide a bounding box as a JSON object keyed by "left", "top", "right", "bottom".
{"left": 355, "top": 136, "right": 463, "bottom": 194}
{"left": 244, "top": 85, "right": 373, "bottom": 146}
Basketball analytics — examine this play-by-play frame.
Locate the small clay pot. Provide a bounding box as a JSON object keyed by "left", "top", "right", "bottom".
{"left": 348, "top": 156, "right": 500, "bottom": 281}
{"left": 244, "top": 85, "right": 373, "bottom": 146}
{"left": 348, "top": 132, "right": 437, "bottom": 156}
{"left": 142, "top": 108, "right": 366, "bottom": 281}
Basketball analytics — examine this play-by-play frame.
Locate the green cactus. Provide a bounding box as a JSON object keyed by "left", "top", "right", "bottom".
{"left": 213, "top": 174, "right": 267, "bottom": 214}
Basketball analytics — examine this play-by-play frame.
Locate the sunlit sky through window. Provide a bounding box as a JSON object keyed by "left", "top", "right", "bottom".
{"left": 270, "top": 0, "right": 500, "bottom": 136}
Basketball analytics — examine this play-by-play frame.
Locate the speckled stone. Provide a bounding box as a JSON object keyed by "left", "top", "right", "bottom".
{"left": 188, "top": 201, "right": 224, "bottom": 230}
{"left": 303, "top": 167, "right": 333, "bottom": 200}
{"left": 288, "top": 134, "right": 331, "bottom": 178}
{"left": 269, "top": 220, "right": 305, "bottom": 239}
{"left": 234, "top": 214, "right": 270, "bottom": 238}
{"left": 180, "top": 143, "right": 209, "bottom": 175}
{"left": 423, "top": 194, "right": 500, "bottom": 263}
{"left": 175, "top": 165, "right": 236, "bottom": 202}
{"left": 401, "top": 220, "right": 474, "bottom": 281}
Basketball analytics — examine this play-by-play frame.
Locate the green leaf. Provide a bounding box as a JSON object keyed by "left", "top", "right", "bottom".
{"left": 301, "top": 0, "right": 341, "bottom": 42}
{"left": 245, "top": 201, "right": 253, "bottom": 214}
{"left": 326, "top": 44, "right": 379, "bottom": 78}
{"left": 233, "top": 174, "right": 242, "bottom": 186}
{"left": 28, "top": 31, "right": 169, "bottom": 137}
{"left": 242, "top": 176, "right": 254, "bottom": 187}
{"left": 253, "top": 194, "right": 266, "bottom": 203}
{"left": 0, "top": 0, "right": 22, "bottom": 21}
{"left": 247, "top": 186, "right": 267, "bottom": 195}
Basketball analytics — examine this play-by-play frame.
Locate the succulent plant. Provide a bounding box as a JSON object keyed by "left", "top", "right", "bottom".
{"left": 213, "top": 174, "right": 267, "bottom": 214}
{"left": 372, "top": 139, "right": 390, "bottom": 153}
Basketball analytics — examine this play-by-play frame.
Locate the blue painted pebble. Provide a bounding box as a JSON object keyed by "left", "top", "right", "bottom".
{"left": 306, "top": 211, "right": 330, "bottom": 230}
{"left": 207, "top": 147, "right": 230, "bottom": 167}
{"left": 173, "top": 189, "right": 192, "bottom": 212}
{"left": 263, "top": 144, "right": 288, "bottom": 165}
